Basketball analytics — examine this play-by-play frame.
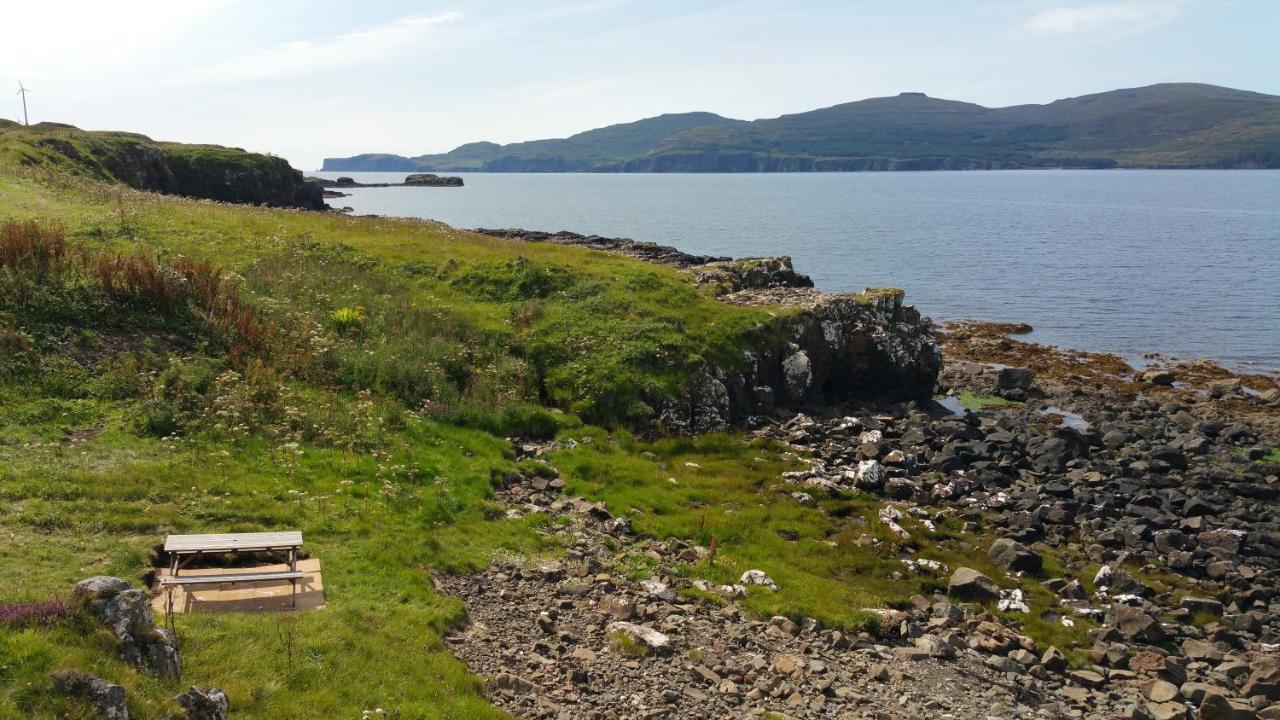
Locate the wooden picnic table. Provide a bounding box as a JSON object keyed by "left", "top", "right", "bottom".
{"left": 161, "top": 531, "right": 305, "bottom": 608}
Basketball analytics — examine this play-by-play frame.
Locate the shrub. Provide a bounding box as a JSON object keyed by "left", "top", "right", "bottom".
{"left": 0, "top": 598, "right": 71, "bottom": 627}
{"left": 88, "top": 354, "right": 153, "bottom": 400}
{"left": 329, "top": 306, "right": 366, "bottom": 333}
{"left": 0, "top": 327, "right": 38, "bottom": 381}
{"left": 455, "top": 403, "right": 560, "bottom": 439}
{"left": 37, "top": 356, "right": 92, "bottom": 399}
{"left": 451, "top": 257, "right": 571, "bottom": 302}
{"left": 140, "top": 359, "right": 217, "bottom": 436}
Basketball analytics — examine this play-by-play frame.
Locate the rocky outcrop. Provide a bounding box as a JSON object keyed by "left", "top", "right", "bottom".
{"left": 659, "top": 288, "right": 940, "bottom": 432}
{"left": 404, "top": 173, "right": 463, "bottom": 186}
{"left": 474, "top": 228, "right": 735, "bottom": 268}
{"left": 159, "top": 150, "right": 327, "bottom": 210}
{"left": 689, "top": 256, "right": 814, "bottom": 296}
{"left": 73, "top": 576, "right": 180, "bottom": 680}
{"left": 14, "top": 125, "right": 325, "bottom": 210}
{"left": 479, "top": 229, "right": 940, "bottom": 432}
{"left": 50, "top": 670, "right": 128, "bottom": 720}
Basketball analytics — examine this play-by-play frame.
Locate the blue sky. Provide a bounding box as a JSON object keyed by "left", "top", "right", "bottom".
{"left": 4, "top": 0, "right": 1278, "bottom": 168}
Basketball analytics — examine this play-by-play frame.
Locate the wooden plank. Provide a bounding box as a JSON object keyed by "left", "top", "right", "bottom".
{"left": 160, "top": 571, "right": 305, "bottom": 586}
{"left": 165, "top": 531, "right": 302, "bottom": 553}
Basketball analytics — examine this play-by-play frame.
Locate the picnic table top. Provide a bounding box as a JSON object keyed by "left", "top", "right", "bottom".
{"left": 164, "top": 531, "right": 303, "bottom": 553}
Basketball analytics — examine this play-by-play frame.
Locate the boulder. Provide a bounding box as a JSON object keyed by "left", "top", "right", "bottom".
{"left": 1198, "top": 692, "right": 1258, "bottom": 720}
{"left": 740, "top": 569, "right": 779, "bottom": 591}
{"left": 948, "top": 567, "right": 1000, "bottom": 602}
{"left": 607, "top": 622, "right": 671, "bottom": 654}
{"left": 1242, "top": 656, "right": 1280, "bottom": 700}
{"left": 997, "top": 367, "right": 1035, "bottom": 390}
{"left": 1111, "top": 604, "right": 1167, "bottom": 644}
{"left": 73, "top": 576, "right": 180, "bottom": 679}
{"left": 50, "top": 670, "right": 128, "bottom": 720}
{"left": 988, "top": 538, "right": 1043, "bottom": 574}
{"left": 494, "top": 672, "right": 536, "bottom": 695}
{"left": 1042, "top": 646, "right": 1068, "bottom": 673}
{"left": 1146, "top": 701, "right": 1188, "bottom": 720}
{"left": 174, "top": 687, "right": 228, "bottom": 720}
{"left": 1145, "top": 679, "right": 1180, "bottom": 703}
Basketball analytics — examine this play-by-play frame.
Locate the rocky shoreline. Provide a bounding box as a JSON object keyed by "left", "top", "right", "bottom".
{"left": 433, "top": 233, "right": 1279, "bottom": 719}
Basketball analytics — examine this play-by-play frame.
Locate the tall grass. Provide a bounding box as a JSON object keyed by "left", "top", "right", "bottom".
{"left": 0, "top": 219, "right": 273, "bottom": 359}
{"left": 0, "top": 219, "right": 70, "bottom": 275}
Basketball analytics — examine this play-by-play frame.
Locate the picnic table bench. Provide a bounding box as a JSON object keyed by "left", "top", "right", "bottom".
{"left": 161, "top": 531, "right": 304, "bottom": 608}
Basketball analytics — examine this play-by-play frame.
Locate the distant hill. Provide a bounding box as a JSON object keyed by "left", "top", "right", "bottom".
{"left": 324, "top": 84, "right": 1280, "bottom": 172}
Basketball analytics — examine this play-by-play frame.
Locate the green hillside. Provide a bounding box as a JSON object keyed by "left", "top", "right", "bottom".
{"left": 327, "top": 112, "right": 742, "bottom": 171}
{"left": 324, "top": 83, "right": 1280, "bottom": 172}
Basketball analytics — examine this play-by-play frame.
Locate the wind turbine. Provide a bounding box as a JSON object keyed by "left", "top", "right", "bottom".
{"left": 16, "top": 82, "right": 31, "bottom": 125}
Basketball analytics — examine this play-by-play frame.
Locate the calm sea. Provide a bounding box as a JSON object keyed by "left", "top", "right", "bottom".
{"left": 312, "top": 170, "right": 1280, "bottom": 371}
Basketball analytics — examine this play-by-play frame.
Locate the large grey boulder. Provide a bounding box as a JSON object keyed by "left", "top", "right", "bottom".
{"left": 50, "top": 669, "right": 128, "bottom": 720}
{"left": 74, "top": 576, "right": 181, "bottom": 680}
{"left": 988, "top": 538, "right": 1043, "bottom": 574}
{"left": 948, "top": 567, "right": 1000, "bottom": 602}
{"left": 1110, "top": 604, "right": 1167, "bottom": 644}
{"left": 996, "top": 367, "right": 1035, "bottom": 390}
{"left": 175, "top": 687, "right": 229, "bottom": 720}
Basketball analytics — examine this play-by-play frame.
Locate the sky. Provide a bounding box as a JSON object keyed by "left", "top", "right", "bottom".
{"left": 3, "top": 0, "right": 1278, "bottom": 169}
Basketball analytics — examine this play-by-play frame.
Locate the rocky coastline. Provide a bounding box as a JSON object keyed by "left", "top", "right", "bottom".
{"left": 478, "top": 228, "right": 941, "bottom": 432}
{"left": 437, "top": 232, "right": 1280, "bottom": 719}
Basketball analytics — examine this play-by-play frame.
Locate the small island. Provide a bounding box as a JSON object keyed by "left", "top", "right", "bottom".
{"left": 308, "top": 173, "right": 463, "bottom": 199}
{"left": 309, "top": 173, "right": 463, "bottom": 193}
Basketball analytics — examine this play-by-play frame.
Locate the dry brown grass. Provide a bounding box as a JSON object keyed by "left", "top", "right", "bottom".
{"left": 0, "top": 219, "right": 70, "bottom": 275}
{"left": 1, "top": 219, "right": 274, "bottom": 358}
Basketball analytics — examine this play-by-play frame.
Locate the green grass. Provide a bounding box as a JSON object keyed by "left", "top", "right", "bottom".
{"left": 0, "top": 167, "right": 787, "bottom": 429}
{"left": 0, "top": 157, "right": 1091, "bottom": 718}
{"left": 0, "top": 379, "right": 549, "bottom": 718}
{"left": 0, "top": 165, "right": 785, "bottom": 717}
{"left": 549, "top": 430, "right": 1093, "bottom": 648}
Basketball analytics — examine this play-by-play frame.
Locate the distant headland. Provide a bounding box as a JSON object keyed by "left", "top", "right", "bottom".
{"left": 322, "top": 83, "right": 1280, "bottom": 173}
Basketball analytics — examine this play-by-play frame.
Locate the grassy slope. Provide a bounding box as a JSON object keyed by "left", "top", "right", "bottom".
{"left": 0, "top": 165, "right": 1128, "bottom": 718}
{"left": 0, "top": 124, "right": 322, "bottom": 209}
{"left": 0, "top": 124, "right": 278, "bottom": 182}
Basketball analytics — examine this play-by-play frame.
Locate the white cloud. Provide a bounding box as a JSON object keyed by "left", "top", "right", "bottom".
{"left": 1, "top": 0, "right": 230, "bottom": 77}
{"left": 1024, "top": 1, "right": 1186, "bottom": 35}
{"left": 186, "top": 12, "right": 463, "bottom": 83}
